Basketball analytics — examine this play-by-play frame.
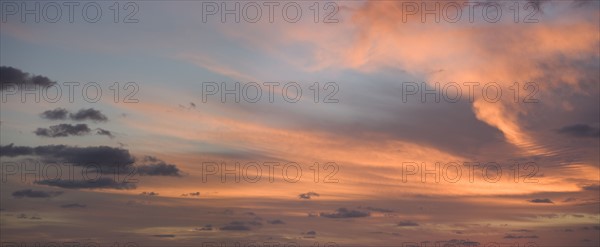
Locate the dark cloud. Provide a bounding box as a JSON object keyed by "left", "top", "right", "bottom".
{"left": 36, "top": 178, "right": 136, "bottom": 190}
{"left": 267, "top": 219, "right": 285, "bottom": 224}
{"left": 504, "top": 234, "right": 539, "bottom": 239}
{"left": 557, "top": 124, "right": 600, "bottom": 138}
{"left": 581, "top": 185, "right": 600, "bottom": 191}
{"left": 195, "top": 224, "right": 213, "bottom": 231}
{"left": 439, "top": 239, "right": 481, "bottom": 247}
{"left": 181, "top": 192, "right": 200, "bottom": 197}
{"left": 61, "top": 203, "right": 87, "bottom": 208}
{"left": 0, "top": 143, "right": 34, "bottom": 157}
{"left": 12, "top": 189, "right": 63, "bottom": 198}
{"left": 136, "top": 156, "right": 182, "bottom": 176}
{"left": 220, "top": 221, "right": 252, "bottom": 231}
{"left": 512, "top": 229, "right": 533, "bottom": 232}
{"left": 320, "top": 208, "right": 370, "bottom": 218}
{"left": 302, "top": 230, "right": 317, "bottom": 238}
{"left": 0, "top": 144, "right": 135, "bottom": 168}
{"left": 69, "top": 108, "right": 108, "bottom": 122}
{"left": 40, "top": 108, "right": 68, "bottom": 120}
{"left": 152, "top": 235, "right": 175, "bottom": 238}
{"left": 364, "top": 206, "right": 394, "bottom": 213}
{"left": 140, "top": 192, "right": 159, "bottom": 196}
{"left": 34, "top": 124, "right": 91, "bottom": 137}
{"left": 1, "top": 144, "right": 184, "bottom": 179}
{"left": 397, "top": 220, "right": 419, "bottom": 227}
{"left": 96, "top": 128, "right": 114, "bottom": 138}
{"left": 528, "top": 198, "right": 554, "bottom": 204}
{"left": 0, "top": 66, "right": 56, "bottom": 90}
{"left": 299, "top": 191, "right": 319, "bottom": 199}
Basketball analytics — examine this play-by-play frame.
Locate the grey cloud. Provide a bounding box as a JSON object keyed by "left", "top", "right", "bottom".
{"left": 503, "top": 234, "right": 539, "bottom": 239}
{"left": 12, "top": 189, "right": 63, "bottom": 198}
{"left": 195, "top": 224, "right": 213, "bottom": 231}
{"left": 136, "top": 156, "right": 182, "bottom": 176}
{"left": 40, "top": 108, "right": 68, "bottom": 120}
{"left": 581, "top": 185, "right": 600, "bottom": 191}
{"left": 0, "top": 144, "right": 135, "bottom": 168}
{"left": 267, "top": 219, "right": 285, "bottom": 224}
{"left": 152, "top": 234, "right": 175, "bottom": 238}
{"left": 140, "top": 192, "right": 159, "bottom": 196}
{"left": 557, "top": 124, "right": 600, "bottom": 138}
{"left": 528, "top": 198, "right": 554, "bottom": 204}
{"left": 0, "top": 143, "right": 34, "bottom": 157}
{"left": 299, "top": 191, "right": 319, "bottom": 199}
{"left": 34, "top": 124, "right": 91, "bottom": 137}
{"left": 96, "top": 128, "right": 114, "bottom": 138}
{"left": 302, "top": 230, "right": 317, "bottom": 238}
{"left": 181, "top": 192, "right": 200, "bottom": 197}
{"left": 61, "top": 203, "right": 87, "bottom": 208}
{"left": 364, "top": 206, "right": 394, "bottom": 213}
{"left": 220, "top": 221, "right": 252, "bottom": 231}
{"left": 36, "top": 178, "right": 136, "bottom": 190}
{"left": 397, "top": 220, "right": 419, "bottom": 227}
{"left": 320, "top": 208, "right": 370, "bottom": 218}
{"left": 69, "top": 108, "right": 108, "bottom": 122}
{"left": 0, "top": 66, "right": 56, "bottom": 90}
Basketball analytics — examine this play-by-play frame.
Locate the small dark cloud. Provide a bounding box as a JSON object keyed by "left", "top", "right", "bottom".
{"left": 512, "top": 229, "right": 533, "bottom": 232}
{"left": 12, "top": 189, "right": 63, "bottom": 198}
{"left": 61, "top": 203, "right": 87, "bottom": 208}
{"left": 96, "top": 128, "right": 114, "bottom": 138}
{"left": 302, "top": 230, "right": 317, "bottom": 238}
{"left": 528, "top": 198, "right": 554, "bottom": 204}
{"left": 40, "top": 108, "right": 68, "bottom": 120}
{"left": 181, "top": 192, "right": 200, "bottom": 197}
{"left": 397, "top": 220, "right": 419, "bottom": 227}
{"left": 503, "top": 234, "right": 539, "bottom": 239}
{"left": 441, "top": 240, "right": 481, "bottom": 246}
{"left": 267, "top": 219, "right": 285, "bottom": 224}
{"left": 137, "top": 156, "right": 182, "bottom": 176}
{"left": 195, "top": 224, "right": 213, "bottom": 231}
{"left": 70, "top": 108, "right": 108, "bottom": 122}
{"left": 34, "top": 124, "right": 91, "bottom": 137}
{"left": 320, "top": 208, "right": 370, "bottom": 218}
{"left": 557, "top": 124, "right": 600, "bottom": 138}
{"left": 364, "top": 206, "right": 394, "bottom": 213}
{"left": 299, "top": 191, "right": 319, "bottom": 199}
{"left": 36, "top": 178, "right": 136, "bottom": 190}
{"left": 581, "top": 184, "right": 600, "bottom": 191}
{"left": 152, "top": 234, "right": 175, "bottom": 238}
{"left": 0, "top": 66, "right": 56, "bottom": 90}
{"left": 140, "top": 192, "right": 159, "bottom": 196}
{"left": 247, "top": 220, "right": 262, "bottom": 226}
{"left": 220, "top": 222, "right": 252, "bottom": 231}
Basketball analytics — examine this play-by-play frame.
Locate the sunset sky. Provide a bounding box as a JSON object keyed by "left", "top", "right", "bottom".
{"left": 1, "top": 0, "right": 599, "bottom": 246}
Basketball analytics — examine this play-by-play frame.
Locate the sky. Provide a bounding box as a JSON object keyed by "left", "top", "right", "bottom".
{"left": 0, "top": 0, "right": 599, "bottom": 246}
